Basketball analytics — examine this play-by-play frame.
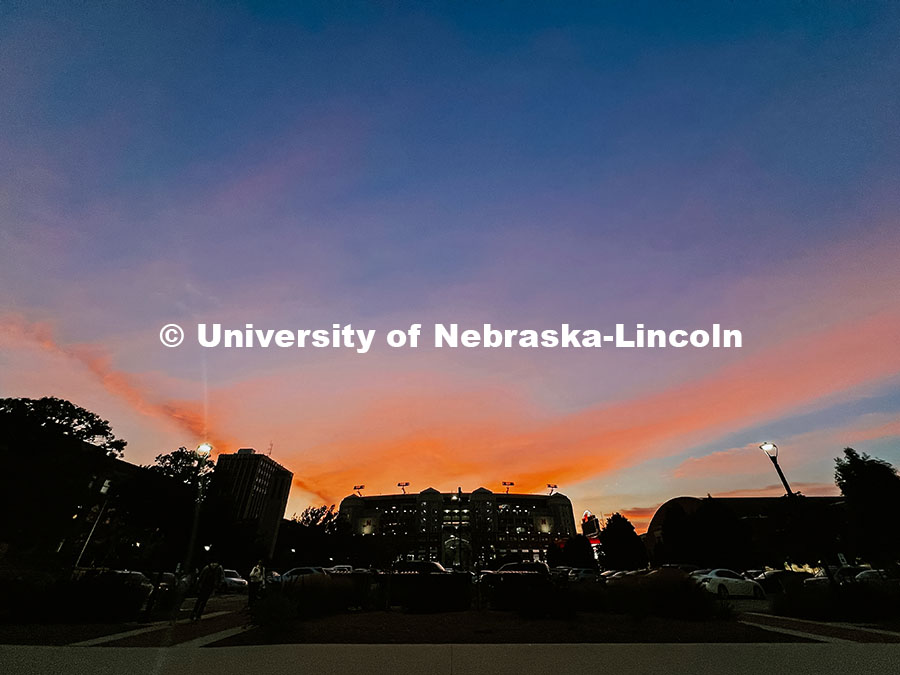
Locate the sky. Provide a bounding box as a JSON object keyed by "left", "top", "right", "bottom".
{"left": 2, "top": 2, "right": 900, "bottom": 532}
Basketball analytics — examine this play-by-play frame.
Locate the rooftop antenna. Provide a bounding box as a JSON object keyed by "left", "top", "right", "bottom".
{"left": 547, "top": 483, "right": 558, "bottom": 495}
{"left": 267, "top": 441, "right": 273, "bottom": 456}
{"left": 354, "top": 484, "right": 365, "bottom": 497}
{"left": 397, "top": 481, "right": 409, "bottom": 494}
{"left": 502, "top": 481, "right": 514, "bottom": 494}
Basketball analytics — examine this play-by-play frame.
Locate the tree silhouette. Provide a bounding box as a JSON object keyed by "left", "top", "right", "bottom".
{"left": 292, "top": 505, "right": 341, "bottom": 533}
{"left": 834, "top": 447, "right": 900, "bottom": 564}
{"left": 146, "top": 446, "right": 214, "bottom": 497}
{"left": 598, "top": 512, "right": 648, "bottom": 570}
{"left": 562, "top": 534, "right": 597, "bottom": 569}
{"left": 273, "top": 505, "right": 349, "bottom": 566}
{"left": 0, "top": 396, "right": 127, "bottom": 456}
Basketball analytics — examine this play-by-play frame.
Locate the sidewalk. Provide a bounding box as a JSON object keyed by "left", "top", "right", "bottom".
{"left": 740, "top": 612, "right": 900, "bottom": 644}
{"left": 3, "top": 643, "right": 900, "bottom": 675}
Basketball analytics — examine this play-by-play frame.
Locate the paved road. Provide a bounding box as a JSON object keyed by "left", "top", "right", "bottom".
{"left": 3, "top": 592, "right": 900, "bottom": 650}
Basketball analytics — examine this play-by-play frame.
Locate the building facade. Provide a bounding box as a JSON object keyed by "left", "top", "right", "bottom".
{"left": 339, "top": 487, "right": 577, "bottom": 568}
{"left": 208, "top": 448, "right": 293, "bottom": 560}
{"left": 644, "top": 495, "right": 847, "bottom": 568}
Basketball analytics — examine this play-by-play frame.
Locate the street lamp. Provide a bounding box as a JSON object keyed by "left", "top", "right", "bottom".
{"left": 502, "top": 481, "right": 514, "bottom": 494}
{"left": 759, "top": 442, "right": 795, "bottom": 497}
{"left": 547, "top": 483, "right": 558, "bottom": 495}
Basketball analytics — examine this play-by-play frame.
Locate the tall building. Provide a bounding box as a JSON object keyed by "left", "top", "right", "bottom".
{"left": 339, "top": 487, "right": 577, "bottom": 568}
{"left": 209, "top": 448, "right": 292, "bottom": 560}
{"left": 581, "top": 510, "right": 602, "bottom": 539}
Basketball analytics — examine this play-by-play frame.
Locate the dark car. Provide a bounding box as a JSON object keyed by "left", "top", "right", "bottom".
{"left": 485, "top": 561, "right": 555, "bottom": 610}
{"left": 391, "top": 560, "right": 449, "bottom": 575}
{"left": 386, "top": 560, "right": 469, "bottom": 611}
{"left": 497, "top": 561, "right": 551, "bottom": 575}
{"left": 803, "top": 566, "right": 866, "bottom": 589}
{"left": 754, "top": 570, "right": 812, "bottom": 594}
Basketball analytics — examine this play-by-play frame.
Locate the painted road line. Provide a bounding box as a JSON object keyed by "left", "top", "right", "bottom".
{"left": 69, "top": 612, "right": 232, "bottom": 646}
{"left": 743, "top": 612, "right": 900, "bottom": 642}
{"left": 738, "top": 620, "right": 850, "bottom": 643}
{"left": 173, "top": 626, "right": 249, "bottom": 648}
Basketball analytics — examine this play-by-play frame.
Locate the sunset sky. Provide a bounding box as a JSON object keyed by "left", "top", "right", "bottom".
{"left": 2, "top": 2, "right": 900, "bottom": 532}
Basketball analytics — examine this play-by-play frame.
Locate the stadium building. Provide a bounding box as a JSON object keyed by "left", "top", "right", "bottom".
{"left": 339, "top": 487, "right": 577, "bottom": 568}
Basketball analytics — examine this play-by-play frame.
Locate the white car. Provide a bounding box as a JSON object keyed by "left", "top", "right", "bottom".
{"left": 325, "top": 565, "right": 353, "bottom": 574}
{"left": 568, "top": 568, "right": 599, "bottom": 582}
{"left": 696, "top": 568, "right": 765, "bottom": 599}
{"left": 221, "top": 568, "right": 249, "bottom": 592}
{"left": 278, "top": 566, "right": 326, "bottom": 584}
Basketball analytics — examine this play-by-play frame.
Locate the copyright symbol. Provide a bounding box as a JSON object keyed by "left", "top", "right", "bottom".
{"left": 160, "top": 324, "right": 184, "bottom": 348}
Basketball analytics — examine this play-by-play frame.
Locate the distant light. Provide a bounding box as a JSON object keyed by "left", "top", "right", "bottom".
{"left": 759, "top": 442, "right": 778, "bottom": 458}
{"left": 135, "top": 542, "right": 141, "bottom": 548}
{"left": 197, "top": 443, "right": 213, "bottom": 455}
{"left": 203, "top": 544, "right": 211, "bottom": 552}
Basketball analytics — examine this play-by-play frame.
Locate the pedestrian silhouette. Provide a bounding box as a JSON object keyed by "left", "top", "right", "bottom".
{"left": 191, "top": 561, "right": 224, "bottom": 621}
{"left": 249, "top": 560, "right": 265, "bottom": 607}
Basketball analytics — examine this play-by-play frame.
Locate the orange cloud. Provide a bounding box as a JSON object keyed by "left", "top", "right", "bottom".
{"left": 277, "top": 307, "right": 900, "bottom": 504}
{"left": 0, "top": 314, "right": 234, "bottom": 454}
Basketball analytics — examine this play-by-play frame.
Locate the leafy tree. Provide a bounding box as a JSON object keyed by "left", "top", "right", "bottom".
{"left": 291, "top": 505, "right": 341, "bottom": 533}
{"left": 0, "top": 396, "right": 127, "bottom": 456}
{"left": 562, "top": 534, "right": 597, "bottom": 569}
{"left": 274, "top": 506, "right": 349, "bottom": 567}
{"left": 598, "top": 512, "right": 648, "bottom": 570}
{"left": 834, "top": 447, "right": 900, "bottom": 564}
{"left": 146, "top": 446, "right": 214, "bottom": 496}
{"left": 835, "top": 447, "right": 900, "bottom": 499}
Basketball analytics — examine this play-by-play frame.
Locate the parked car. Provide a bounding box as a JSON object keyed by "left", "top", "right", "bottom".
{"left": 753, "top": 570, "right": 812, "bottom": 594}
{"left": 803, "top": 565, "right": 866, "bottom": 589}
{"left": 391, "top": 560, "right": 449, "bottom": 575}
{"left": 325, "top": 565, "right": 354, "bottom": 574}
{"left": 855, "top": 569, "right": 900, "bottom": 593}
{"left": 387, "top": 560, "right": 469, "bottom": 611}
{"left": 484, "top": 561, "right": 554, "bottom": 610}
{"left": 497, "top": 561, "right": 551, "bottom": 575}
{"left": 221, "top": 569, "right": 248, "bottom": 592}
{"left": 568, "top": 568, "right": 599, "bottom": 582}
{"left": 696, "top": 568, "right": 765, "bottom": 598}
{"left": 278, "top": 566, "right": 326, "bottom": 584}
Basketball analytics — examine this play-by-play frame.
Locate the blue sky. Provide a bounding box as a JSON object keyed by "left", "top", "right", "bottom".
{"left": 2, "top": 1, "right": 899, "bottom": 526}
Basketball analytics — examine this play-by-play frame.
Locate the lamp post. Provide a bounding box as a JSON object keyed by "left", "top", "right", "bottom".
{"left": 183, "top": 443, "right": 212, "bottom": 573}
{"left": 759, "top": 442, "right": 795, "bottom": 497}
{"left": 74, "top": 479, "right": 112, "bottom": 568}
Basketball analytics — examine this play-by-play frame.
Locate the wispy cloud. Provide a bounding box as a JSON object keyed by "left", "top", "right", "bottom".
{"left": 0, "top": 313, "right": 234, "bottom": 453}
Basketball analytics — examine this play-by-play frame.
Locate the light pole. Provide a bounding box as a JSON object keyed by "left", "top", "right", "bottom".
{"left": 759, "top": 442, "right": 795, "bottom": 497}
{"left": 75, "top": 479, "right": 112, "bottom": 568}
{"left": 183, "top": 443, "right": 212, "bottom": 573}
